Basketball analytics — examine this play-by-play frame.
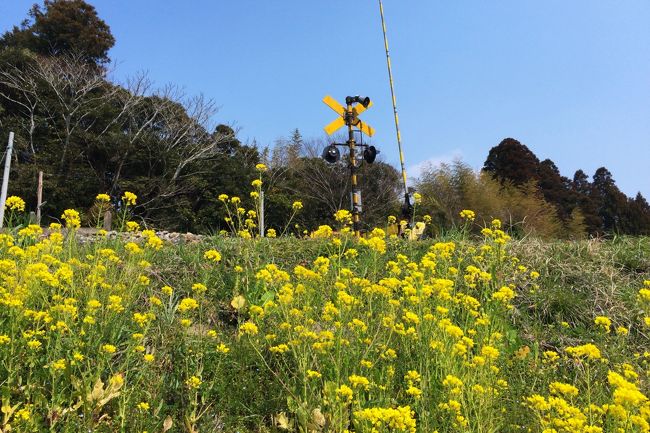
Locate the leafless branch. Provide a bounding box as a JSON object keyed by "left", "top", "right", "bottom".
{"left": 0, "top": 62, "right": 44, "bottom": 153}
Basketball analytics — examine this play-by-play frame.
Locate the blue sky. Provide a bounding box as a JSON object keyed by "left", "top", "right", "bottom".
{"left": 2, "top": 1, "right": 649, "bottom": 198}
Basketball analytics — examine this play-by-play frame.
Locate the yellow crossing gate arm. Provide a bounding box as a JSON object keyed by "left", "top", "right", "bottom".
{"left": 378, "top": 0, "right": 409, "bottom": 200}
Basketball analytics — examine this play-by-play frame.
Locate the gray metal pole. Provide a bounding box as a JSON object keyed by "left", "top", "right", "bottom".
{"left": 0, "top": 132, "right": 15, "bottom": 229}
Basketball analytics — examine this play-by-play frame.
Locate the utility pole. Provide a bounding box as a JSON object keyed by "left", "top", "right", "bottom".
{"left": 0, "top": 132, "right": 15, "bottom": 229}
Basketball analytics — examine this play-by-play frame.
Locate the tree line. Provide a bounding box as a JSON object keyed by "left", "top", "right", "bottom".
{"left": 416, "top": 138, "right": 650, "bottom": 238}
{"left": 1, "top": 1, "right": 648, "bottom": 237}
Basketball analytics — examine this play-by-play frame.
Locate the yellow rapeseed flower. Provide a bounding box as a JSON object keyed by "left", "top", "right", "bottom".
{"left": 95, "top": 193, "right": 110, "bottom": 202}
{"left": 459, "top": 209, "right": 475, "bottom": 221}
{"left": 526, "top": 394, "right": 550, "bottom": 411}
{"left": 349, "top": 375, "right": 371, "bottom": 390}
{"left": 239, "top": 321, "right": 258, "bottom": 336}
{"left": 269, "top": 344, "right": 289, "bottom": 354}
{"left": 61, "top": 209, "right": 81, "bottom": 229}
{"left": 50, "top": 359, "right": 66, "bottom": 370}
{"left": 336, "top": 384, "right": 354, "bottom": 403}
{"left": 406, "top": 385, "right": 422, "bottom": 398}
{"left": 311, "top": 225, "right": 333, "bottom": 239}
{"left": 566, "top": 343, "right": 601, "bottom": 360}
{"left": 616, "top": 326, "right": 629, "bottom": 336}
{"left": 177, "top": 297, "right": 199, "bottom": 313}
{"left": 122, "top": 191, "right": 137, "bottom": 206}
{"left": 4, "top": 196, "right": 25, "bottom": 212}
{"left": 191, "top": 283, "right": 207, "bottom": 293}
{"left": 14, "top": 405, "right": 32, "bottom": 421}
{"left": 307, "top": 370, "right": 321, "bottom": 379}
{"left": 102, "top": 344, "right": 117, "bottom": 354}
{"left": 594, "top": 316, "right": 611, "bottom": 333}
{"left": 27, "top": 339, "right": 42, "bottom": 350}
{"left": 549, "top": 381, "right": 579, "bottom": 397}
{"left": 334, "top": 209, "right": 352, "bottom": 225}
{"left": 354, "top": 406, "right": 416, "bottom": 433}
{"left": 216, "top": 343, "right": 230, "bottom": 354}
{"left": 492, "top": 286, "right": 516, "bottom": 303}
{"left": 639, "top": 288, "right": 650, "bottom": 302}
{"left": 186, "top": 375, "right": 202, "bottom": 389}
{"left": 204, "top": 249, "right": 222, "bottom": 262}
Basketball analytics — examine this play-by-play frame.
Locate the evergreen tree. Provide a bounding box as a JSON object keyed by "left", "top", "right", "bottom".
{"left": 571, "top": 169, "right": 603, "bottom": 235}
{"left": 591, "top": 167, "right": 629, "bottom": 233}
{"left": 0, "top": 0, "right": 115, "bottom": 65}
{"left": 287, "top": 128, "right": 303, "bottom": 164}
{"left": 537, "top": 158, "right": 574, "bottom": 220}
{"left": 483, "top": 138, "right": 540, "bottom": 186}
{"left": 635, "top": 192, "right": 650, "bottom": 212}
{"left": 623, "top": 193, "right": 650, "bottom": 235}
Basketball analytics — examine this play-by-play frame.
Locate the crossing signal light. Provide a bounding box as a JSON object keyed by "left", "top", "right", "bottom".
{"left": 363, "top": 145, "right": 378, "bottom": 164}
{"left": 322, "top": 144, "right": 340, "bottom": 164}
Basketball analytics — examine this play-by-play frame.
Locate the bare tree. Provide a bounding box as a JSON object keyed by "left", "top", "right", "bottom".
{"left": 31, "top": 52, "right": 117, "bottom": 170}
{"left": 133, "top": 88, "right": 237, "bottom": 210}
{"left": 99, "top": 72, "right": 153, "bottom": 137}
{"left": 101, "top": 73, "right": 168, "bottom": 192}
{"left": 0, "top": 62, "right": 45, "bottom": 154}
{"left": 289, "top": 137, "right": 351, "bottom": 215}
{"left": 166, "top": 93, "right": 222, "bottom": 182}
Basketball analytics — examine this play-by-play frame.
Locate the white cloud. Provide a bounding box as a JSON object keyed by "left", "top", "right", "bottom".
{"left": 407, "top": 149, "right": 463, "bottom": 180}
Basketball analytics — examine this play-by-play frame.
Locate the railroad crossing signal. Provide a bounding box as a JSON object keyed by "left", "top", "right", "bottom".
{"left": 321, "top": 95, "right": 379, "bottom": 237}
{"left": 323, "top": 95, "right": 376, "bottom": 137}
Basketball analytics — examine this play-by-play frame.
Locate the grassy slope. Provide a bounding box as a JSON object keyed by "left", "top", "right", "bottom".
{"left": 156, "top": 235, "right": 650, "bottom": 431}
{"left": 510, "top": 237, "right": 650, "bottom": 355}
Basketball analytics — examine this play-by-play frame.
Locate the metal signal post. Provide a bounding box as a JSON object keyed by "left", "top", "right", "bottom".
{"left": 346, "top": 99, "right": 362, "bottom": 236}
{"left": 322, "top": 95, "right": 378, "bottom": 237}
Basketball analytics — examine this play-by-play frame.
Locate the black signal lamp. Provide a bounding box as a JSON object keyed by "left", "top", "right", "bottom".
{"left": 363, "top": 146, "right": 378, "bottom": 164}
{"left": 345, "top": 95, "right": 371, "bottom": 108}
{"left": 322, "top": 144, "right": 340, "bottom": 163}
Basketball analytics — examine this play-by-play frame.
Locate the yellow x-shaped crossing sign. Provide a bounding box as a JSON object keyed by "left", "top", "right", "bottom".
{"left": 323, "top": 95, "right": 376, "bottom": 137}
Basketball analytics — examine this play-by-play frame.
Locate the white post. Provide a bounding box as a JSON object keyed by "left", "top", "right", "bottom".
{"left": 36, "top": 170, "right": 43, "bottom": 225}
{"left": 260, "top": 190, "right": 265, "bottom": 237}
{"left": 0, "top": 132, "right": 15, "bottom": 229}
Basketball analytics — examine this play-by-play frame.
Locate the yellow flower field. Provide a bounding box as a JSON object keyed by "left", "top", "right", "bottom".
{"left": 1, "top": 193, "right": 649, "bottom": 432}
